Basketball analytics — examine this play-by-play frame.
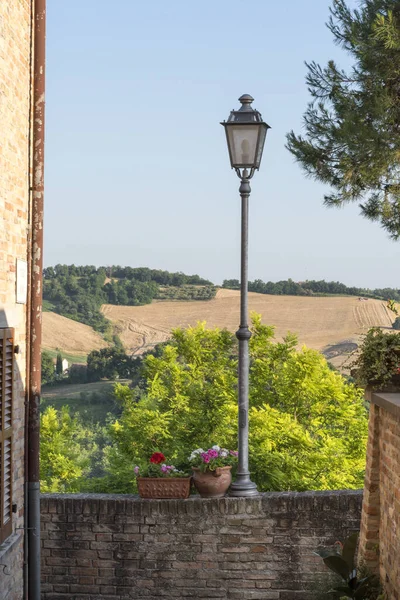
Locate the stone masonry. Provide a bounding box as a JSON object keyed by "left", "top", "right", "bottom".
{"left": 41, "top": 490, "right": 362, "bottom": 600}
{"left": 0, "top": 0, "right": 32, "bottom": 597}
{"left": 359, "top": 392, "right": 400, "bottom": 599}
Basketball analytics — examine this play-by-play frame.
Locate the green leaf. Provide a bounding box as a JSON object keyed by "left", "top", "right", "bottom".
{"left": 314, "top": 548, "right": 338, "bottom": 559}
{"left": 342, "top": 533, "right": 358, "bottom": 571}
{"left": 331, "top": 585, "right": 354, "bottom": 597}
{"left": 323, "top": 555, "right": 350, "bottom": 580}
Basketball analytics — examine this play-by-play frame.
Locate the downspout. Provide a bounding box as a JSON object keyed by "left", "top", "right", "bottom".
{"left": 28, "top": 1, "right": 46, "bottom": 599}
{"left": 24, "top": 1, "right": 34, "bottom": 597}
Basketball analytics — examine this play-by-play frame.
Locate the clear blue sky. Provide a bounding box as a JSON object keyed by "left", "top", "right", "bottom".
{"left": 45, "top": 0, "right": 399, "bottom": 288}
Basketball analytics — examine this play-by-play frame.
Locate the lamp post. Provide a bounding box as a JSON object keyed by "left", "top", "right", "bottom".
{"left": 221, "top": 94, "right": 270, "bottom": 497}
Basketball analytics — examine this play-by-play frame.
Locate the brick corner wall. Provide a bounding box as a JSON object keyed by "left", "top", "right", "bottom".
{"left": 41, "top": 490, "right": 362, "bottom": 600}
{"left": 359, "top": 393, "right": 400, "bottom": 599}
{"left": 0, "top": 0, "right": 33, "bottom": 598}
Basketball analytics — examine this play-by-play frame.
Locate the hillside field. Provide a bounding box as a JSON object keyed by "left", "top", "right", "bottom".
{"left": 100, "top": 289, "right": 396, "bottom": 368}
{"left": 42, "top": 311, "right": 108, "bottom": 359}
{"left": 42, "top": 290, "right": 396, "bottom": 370}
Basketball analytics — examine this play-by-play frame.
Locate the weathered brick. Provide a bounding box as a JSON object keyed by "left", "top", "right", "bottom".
{"left": 359, "top": 392, "right": 400, "bottom": 600}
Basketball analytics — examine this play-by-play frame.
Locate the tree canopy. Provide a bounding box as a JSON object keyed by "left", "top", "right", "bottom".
{"left": 40, "top": 407, "right": 97, "bottom": 492}
{"left": 104, "top": 316, "right": 368, "bottom": 493}
{"left": 43, "top": 264, "right": 216, "bottom": 337}
{"left": 287, "top": 0, "right": 400, "bottom": 239}
{"left": 222, "top": 277, "right": 400, "bottom": 302}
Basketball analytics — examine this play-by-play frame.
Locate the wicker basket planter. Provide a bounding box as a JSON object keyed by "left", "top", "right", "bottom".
{"left": 137, "top": 477, "right": 192, "bottom": 499}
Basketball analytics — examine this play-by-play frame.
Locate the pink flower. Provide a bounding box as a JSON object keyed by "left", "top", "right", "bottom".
{"left": 230, "top": 450, "right": 238, "bottom": 457}
{"left": 201, "top": 453, "right": 210, "bottom": 463}
{"left": 161, "top": 464, "right": 168, "bottom": 473}
{"left": 207, "top": 449, "right": 219, "bottom": 459}
{"left": 134, "top": 466, "right": 140, "bottom": 475}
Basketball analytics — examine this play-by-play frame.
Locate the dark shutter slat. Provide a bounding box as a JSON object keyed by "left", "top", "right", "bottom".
{"left": 3, "top": 438, "right": 11, "bottom": 524}
{"left": 0, "top": 329, "right": 14, "bottom": 541}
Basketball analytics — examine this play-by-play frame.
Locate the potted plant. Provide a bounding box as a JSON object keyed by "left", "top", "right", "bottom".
{"left": 134, "top": 452, "right": 191, "bottom": 499}
{"left": 189, "top": 446, "right": 237, "bottom": 498}
{"left": 314, "top": 532, "right": 383, "bottom": 599}
{"left": 352, "top": 328, "right": 400, "bottom": 390}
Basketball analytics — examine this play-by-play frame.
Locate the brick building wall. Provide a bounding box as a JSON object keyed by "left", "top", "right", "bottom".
{"left": 359, "top": 392, "right": 400, "bottom": 599}
{"left": 41, "top": 491, "right": 362, "bottom": 600}
{"left": 0, "top": 0, "right": 33, "bottom": 597}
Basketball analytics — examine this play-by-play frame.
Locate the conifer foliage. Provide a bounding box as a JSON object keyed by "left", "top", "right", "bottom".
{"left": 287, "top": 1, "right": 400, "bottom": 239}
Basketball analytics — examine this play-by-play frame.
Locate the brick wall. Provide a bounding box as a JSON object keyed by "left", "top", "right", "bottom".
{"left": 359, "top": 392, "right": 400, "bottom": 599}
{"left": 0, "top": 0, "right": 32, "bottom": 597}
{"left": 41, "top": 491, "right": 362, "bottom": 600}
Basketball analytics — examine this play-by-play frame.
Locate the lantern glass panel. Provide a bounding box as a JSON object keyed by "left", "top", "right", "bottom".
{"left": 254, "top": 124, "right": 268, "bottom": 169}
{"left": 226, "top": 124, "right": 260, "bottom": 168}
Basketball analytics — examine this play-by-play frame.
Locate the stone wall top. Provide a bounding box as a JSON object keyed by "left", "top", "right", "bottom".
{"left": 371, "top": 392, "right": 400, "bottom": 419}
{"left": 41, "top": 489, "right": 362, "bottom": 516}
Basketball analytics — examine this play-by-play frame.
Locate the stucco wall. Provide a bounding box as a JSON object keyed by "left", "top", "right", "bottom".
{"left": 41, "top": 490, "right": 362, "bottom": 600}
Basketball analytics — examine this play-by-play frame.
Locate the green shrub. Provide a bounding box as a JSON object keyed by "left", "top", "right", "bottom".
{"left": 353, "top": 328, "right": 400, "bottom": 388}
{"left": 103, "top": 315, "right": 368, "bottom": 493}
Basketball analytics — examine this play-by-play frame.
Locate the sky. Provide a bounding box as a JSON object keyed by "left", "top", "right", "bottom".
{"left": 45, "top": 0, "right": 400, "bottom": 289}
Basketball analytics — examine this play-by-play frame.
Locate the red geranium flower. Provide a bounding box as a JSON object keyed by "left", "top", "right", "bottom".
{"left": 150, "top": 452, "right": 165, "bottom": 464}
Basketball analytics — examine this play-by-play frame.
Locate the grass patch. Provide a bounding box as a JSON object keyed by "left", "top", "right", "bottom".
{"left": 42, "top": 348, "right": 87, "bottom": 365}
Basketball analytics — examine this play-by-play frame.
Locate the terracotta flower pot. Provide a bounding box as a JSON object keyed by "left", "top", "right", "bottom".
{"left": 137, "top": 477, "right": 191, "bottom": 499}
{"left": 192, "top": 466, "right": 232, "bottom": 498}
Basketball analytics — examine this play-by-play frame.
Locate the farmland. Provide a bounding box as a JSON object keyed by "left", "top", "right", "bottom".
{"left": 101, "top": 289, "right": 395, "bottom": 368}
{"left": 41, "top": 289, "right": 397, "bottom": 370}
{"left": 42, "top": 311, "right": 108, "bottom": 359}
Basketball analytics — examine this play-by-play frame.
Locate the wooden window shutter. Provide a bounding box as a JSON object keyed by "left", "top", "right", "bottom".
{"left": 0, "top": 328, "right": 14, "bottom": 544}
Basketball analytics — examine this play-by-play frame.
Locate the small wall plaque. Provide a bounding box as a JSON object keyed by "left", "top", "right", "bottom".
{"left": 16, "top": 259, "right": 28, "bottom": 304}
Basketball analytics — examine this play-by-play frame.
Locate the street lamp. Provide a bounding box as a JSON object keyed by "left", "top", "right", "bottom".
{"left": 221, "top": 94, "right": 270, "bottom": 497}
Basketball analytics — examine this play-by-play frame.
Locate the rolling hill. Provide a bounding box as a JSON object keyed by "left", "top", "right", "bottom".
{"left": 42, "top": 290, "right": 396, "bottom": 369}
{"left": 42, "top": 312, "right": 108, "bottom": 360}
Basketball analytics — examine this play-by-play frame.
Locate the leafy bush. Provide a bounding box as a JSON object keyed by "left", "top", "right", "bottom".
{"left": 102, "top": 315, "right": 368, "bottom": 493}
{"left": 41, "top": 350, "right": 55, "bottom": 385}
{"left": 393, "top": 317, "right": 400, "bottom": 330}
{"left": 353, "top": 328, "right": 400, "bottom": 388}
{"left": 40, "top": 406, "right": 98, "bottom": 492}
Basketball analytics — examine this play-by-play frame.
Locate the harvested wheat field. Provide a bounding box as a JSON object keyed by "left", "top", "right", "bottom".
{"left": 102, "top": 290, "right": 395, "bottom": 367}
{"left": 42, "top": 312, "right": 108, "bottom": 357}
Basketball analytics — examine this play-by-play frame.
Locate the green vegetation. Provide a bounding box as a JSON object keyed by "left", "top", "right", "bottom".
{"left": 157, "top": 285, "right": 217, "bottom": 301}
{"left": 42, "top": 299, "right": 56, "bottom": 312}
{"left": 43, "top": 264, "right": 216, "bottom": 336}
{"left": 222, "top": 277, "right": 400, "bottom": 301}
{"left": 393, "top": 317, "right": 400, "bottom": 330}
{"left": 56, "top": 353, "right": 63, "bottom": 376}
{"left": 315, "top": 533, "right": 383, "bottom": 599}
{"left": 40, "top": 406, "right": 99, "bottom": 492}
{"left": 353, "top": 327, "right": 400, "bottom": 388}
{"left": 40, "top": 315, "right": 368, "bottom": 494}
{"left": 287, "top": 0, "right": 400, "bottom": 240}
{"left": 43, "top": 348, "right": 87, "bottom": 365}
{"left": 87, "top": 347, "right": 136, "bottom": 382}
{"left": 41, "top": 383, "right": 121, "bottom": 427}
{"left": 41, "top": 350, "right": 55, "bottom": 386}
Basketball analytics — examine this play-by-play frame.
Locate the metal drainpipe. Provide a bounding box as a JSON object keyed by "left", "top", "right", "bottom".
{"left": 23, "top": 2, "right": 34, "bottom": 597}
{"left": 28, "top": 1, "right": 46, "bottom": 599}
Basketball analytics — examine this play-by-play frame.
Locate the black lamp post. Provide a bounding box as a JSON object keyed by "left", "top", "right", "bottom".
{"left": 221, "top": 94, "right": 270, "bottom": 497}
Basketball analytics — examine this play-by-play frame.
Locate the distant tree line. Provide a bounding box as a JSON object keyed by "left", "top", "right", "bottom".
{"left": 44, "top": 265, "right": 213, "bottom": 286}
{"left": 103, "top": 266, "right": 213, "bottom": 286}
{"left": 43, "top": 264, "right": 216, "bottom": 335}
{"left": 222, "top": 278, "right": 400, "bottom": 301}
